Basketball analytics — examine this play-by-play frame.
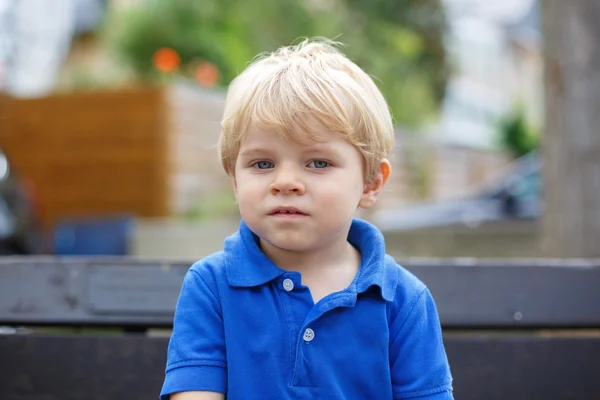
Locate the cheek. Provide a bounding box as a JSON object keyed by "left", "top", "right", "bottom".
{"left": 235, "top": 184, "right": 258, "bottom": 216}
{"left": 315, "top": 175, "right": 363, "bottom": 205}
{"left": 234, "top": 175, "right": 263, "bottom": 200}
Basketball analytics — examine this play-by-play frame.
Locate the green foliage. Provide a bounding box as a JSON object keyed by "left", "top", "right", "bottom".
{"left": 183, "top": 189, "right": 239, "bottom": 221}
{"left": 103, "top": 0, "right": 448, "bottom": 127}
{"left": 498, "top": 106, "right": 540, "bottom": 158}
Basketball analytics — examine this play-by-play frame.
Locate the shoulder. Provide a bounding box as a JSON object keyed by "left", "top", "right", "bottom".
{"left": 189, "top": 251, "right": 228, "bottom": 276}
{"left": 172, "top": 251, "right": 231, "bottom": 324}
{"left": 182, "top": 251, "right": 230, "bottom": 296}
{"left": 383, "top": 255, "right": 435, "bottom": 323}
{"left": 384, "top": 255, "right": 427, "bottom": 303}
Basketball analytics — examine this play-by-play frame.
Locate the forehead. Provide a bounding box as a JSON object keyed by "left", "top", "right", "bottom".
{"left": 239, "top": 120, "right": 342, "bottom": 148}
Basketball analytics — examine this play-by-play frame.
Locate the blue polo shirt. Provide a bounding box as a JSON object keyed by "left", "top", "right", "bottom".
{"left": 161, "top": 219, "right": 453, "bottom": 399}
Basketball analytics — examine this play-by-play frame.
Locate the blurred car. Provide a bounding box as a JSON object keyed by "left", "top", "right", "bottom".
{"left": 0, "top": 147, "right": 42, "bottom": 254}
{"left": 371, "top": 151, "right": 541, "bottom": 232}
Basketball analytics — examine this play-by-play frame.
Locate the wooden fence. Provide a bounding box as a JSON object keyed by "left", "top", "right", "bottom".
{"left": 0, "top": 87, "right": 169, "bottom": 230}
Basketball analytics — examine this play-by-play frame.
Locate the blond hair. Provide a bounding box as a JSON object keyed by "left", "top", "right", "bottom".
{"left": 219, "top": 38, "right": 395, "bottom": 181}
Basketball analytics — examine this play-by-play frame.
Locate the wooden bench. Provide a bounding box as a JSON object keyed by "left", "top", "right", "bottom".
{"left": 1, "top": 257, "right": 599, "bottom": 399}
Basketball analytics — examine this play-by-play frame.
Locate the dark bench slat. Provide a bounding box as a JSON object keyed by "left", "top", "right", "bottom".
{"left": 1, "top": 257, "right": 600, "bottom": 328}
{"left": 2, "top": 333, "right": 600, "bottom": 400}
{"left": 410, "top": 259, "right": 600, "bottom": 327}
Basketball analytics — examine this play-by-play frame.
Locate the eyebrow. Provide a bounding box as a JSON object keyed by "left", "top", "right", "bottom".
{"left": 301, "top": 143, "right": 342, "bottom": 156}
{"left": 238, "top": 148, "right": 271, "bottom": 159}
{"left": 238, "top": 143, "right": 341, "bottom": 159}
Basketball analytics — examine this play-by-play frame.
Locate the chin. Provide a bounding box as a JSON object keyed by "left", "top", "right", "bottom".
{"left": 264, "top": 235, "right": 314, "bottom": 253}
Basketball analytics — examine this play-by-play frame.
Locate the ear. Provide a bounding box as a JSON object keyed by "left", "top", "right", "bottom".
{"left": 358, "top": 159, "right": 391, "bottom": 209}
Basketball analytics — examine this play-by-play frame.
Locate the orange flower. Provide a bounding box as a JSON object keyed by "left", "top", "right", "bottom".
{"left": 152, "top": 48, "right": 181, "bottom": 73}
{"left": 194, "top": 62, "right": 220, "bottom": 87}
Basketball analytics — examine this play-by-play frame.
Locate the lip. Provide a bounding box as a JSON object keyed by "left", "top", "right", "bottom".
{"left": 268, "top": 206, "right": 309, "bottom": 217}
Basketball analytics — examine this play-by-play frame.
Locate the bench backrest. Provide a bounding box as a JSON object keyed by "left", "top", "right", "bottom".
{"left": 1, "top": 257, "right": 600, "bottom": 400}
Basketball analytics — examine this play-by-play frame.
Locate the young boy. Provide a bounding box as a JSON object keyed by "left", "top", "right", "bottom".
{"left": 160, "top": 39, "right": 453, "bottom": 400}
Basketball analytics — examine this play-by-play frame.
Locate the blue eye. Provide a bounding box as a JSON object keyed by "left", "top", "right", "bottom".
{"left": 308, "top": 160, "right": 330, "bottom": 169}
{"left": 255, "top": 161, "right": 274, "bottom": 169}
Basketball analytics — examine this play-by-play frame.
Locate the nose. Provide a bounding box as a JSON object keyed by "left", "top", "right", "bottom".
{"left": 270, "top": 163, "right": 305, "bottom": 195}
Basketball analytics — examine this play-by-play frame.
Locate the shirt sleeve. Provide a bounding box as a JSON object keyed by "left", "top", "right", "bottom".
{"left": 160, "top": 268, "right": 227, "bottom": 400}
{"left": 389, "top": 288, "right": 454, "bottom": 400}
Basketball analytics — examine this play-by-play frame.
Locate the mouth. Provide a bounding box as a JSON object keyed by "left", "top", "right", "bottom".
{"left": 268, "top": 207, "right": 309, "bottom": 217}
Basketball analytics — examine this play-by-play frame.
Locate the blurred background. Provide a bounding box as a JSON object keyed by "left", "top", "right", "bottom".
{"left": 0, "top": 0, "right": 594, "bottom": 260}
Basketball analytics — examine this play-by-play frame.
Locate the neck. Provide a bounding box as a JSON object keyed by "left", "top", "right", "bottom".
{"left": 259, "top": 228, "right": 358, "bottom": 275}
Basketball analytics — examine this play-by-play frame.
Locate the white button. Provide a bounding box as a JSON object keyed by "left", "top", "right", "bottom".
{"left": 283, "top": 278, "right": 294, "bottom": 291}
{"left": 303, "top": 328, "right": 315, "bottom": 342}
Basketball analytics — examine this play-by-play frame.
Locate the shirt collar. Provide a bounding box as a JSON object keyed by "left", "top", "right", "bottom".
{"left": 225, "top": 218, "right": 396, "bottom": 302}
{"left": 348, "top": 218, "right": 396, "bottom": 302}
{"left": 224, "top": 220, "right": 286, "bottom": 287}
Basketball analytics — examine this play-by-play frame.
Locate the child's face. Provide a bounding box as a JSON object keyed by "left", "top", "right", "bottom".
{"left": 232, "top": 121, "right": 388, "bottom": 254}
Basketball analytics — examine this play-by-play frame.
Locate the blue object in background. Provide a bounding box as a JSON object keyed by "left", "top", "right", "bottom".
{"left": 54, "top": 215, "right": 135, "bottom": 256}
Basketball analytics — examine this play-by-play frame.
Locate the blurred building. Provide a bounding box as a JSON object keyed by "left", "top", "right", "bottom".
{"left": 435, "top": 0, "right": 542, "bottom": 149}
{"left": 0, "top": 0, "right": 529, "bottom": 222}
{"left": 0, "top": 0, "right": 105, "bottom": 97}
